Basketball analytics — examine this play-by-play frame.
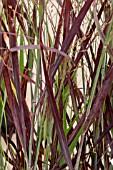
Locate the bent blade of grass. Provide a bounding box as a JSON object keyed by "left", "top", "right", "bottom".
{"left": 10, "top": 44, "right": 73, "bottom": 64}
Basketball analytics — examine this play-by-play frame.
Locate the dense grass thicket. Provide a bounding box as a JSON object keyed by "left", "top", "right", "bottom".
{"left": 0, "top": 0, "right": 113, "bottom": 169}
